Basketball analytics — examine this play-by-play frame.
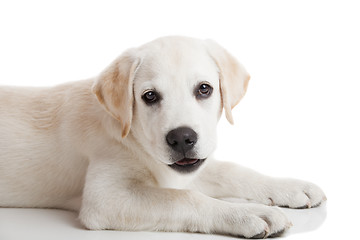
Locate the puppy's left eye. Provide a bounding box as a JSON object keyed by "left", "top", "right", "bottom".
{"left": 196, "top": 83, "right": 213, "bottom": 99}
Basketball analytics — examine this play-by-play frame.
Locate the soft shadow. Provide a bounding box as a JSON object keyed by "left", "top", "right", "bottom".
{"left": 282, "top": 202, "right": 327, "bottom": 236}
{"left": 49, "top": 202, "right": 328, "bottom": 237}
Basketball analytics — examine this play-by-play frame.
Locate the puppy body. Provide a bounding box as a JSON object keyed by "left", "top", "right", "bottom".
{"left": 0, "top": 81, "right": 94, "bottom": 210}
{"left": 0, "top": 36, "right": 326, "bottom": 238}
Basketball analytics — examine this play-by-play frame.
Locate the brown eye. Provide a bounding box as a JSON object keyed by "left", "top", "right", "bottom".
{"left": 196, "top": 83, "right": 213, "bottom": 99}
{"left": 142, "top": 90, "right": 160, "bottom": 105}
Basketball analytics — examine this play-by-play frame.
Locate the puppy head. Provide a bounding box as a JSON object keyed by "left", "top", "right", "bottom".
{"left": 92, "top": 36, "right": 249, "bottom": 173}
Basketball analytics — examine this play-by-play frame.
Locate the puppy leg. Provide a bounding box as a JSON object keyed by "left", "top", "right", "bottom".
{"left": 79, "top": 160, "right": 291, "bottom": 238}
{"left": 194, "top": 160, "right": 326, "bottom": 209}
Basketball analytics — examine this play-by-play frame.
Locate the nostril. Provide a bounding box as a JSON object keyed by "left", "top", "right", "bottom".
{"left": 185, "top": 139, "right": 194, "bottom": 145}
{"left": 166, "top": 132, "right": 178, "bottom": 146}
{"left": 168, "top": 140, "right": 178, "bottom": 146}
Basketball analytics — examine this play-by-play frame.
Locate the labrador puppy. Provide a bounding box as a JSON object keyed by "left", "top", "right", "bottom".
{"left": 0, "top": 36, "right": 326, "bottom": 238}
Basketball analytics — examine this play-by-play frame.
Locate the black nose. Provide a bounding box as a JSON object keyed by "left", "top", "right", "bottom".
{"left": 166, "top": 127, "right": 198, "bottom": 154}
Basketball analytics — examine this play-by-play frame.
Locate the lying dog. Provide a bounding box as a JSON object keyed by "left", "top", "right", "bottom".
{"left": 0, "top": 36, "right": 326, "bottom": 238}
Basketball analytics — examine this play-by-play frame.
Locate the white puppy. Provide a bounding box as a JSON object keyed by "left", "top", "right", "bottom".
{"left": 0, "top": 36, "right": 326, "bottom": 238}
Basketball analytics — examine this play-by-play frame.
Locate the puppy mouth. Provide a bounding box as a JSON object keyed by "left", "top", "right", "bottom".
{"left": 168, "top": 158, "right": 206, "bottom": 173}
{"left": 175, "top": 158, "right": 199, "bottom": 166}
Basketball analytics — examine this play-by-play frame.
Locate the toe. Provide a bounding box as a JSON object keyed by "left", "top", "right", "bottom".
{"left": 304, "top": 183, "right": 327, "bottom": 208}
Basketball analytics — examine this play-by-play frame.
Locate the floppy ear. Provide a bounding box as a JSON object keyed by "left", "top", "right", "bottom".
{"left": 92, "top": 49, "right": 140, "bottom": 138}
{"left": 205, "top": 40, "right": 250, "bottom": 124}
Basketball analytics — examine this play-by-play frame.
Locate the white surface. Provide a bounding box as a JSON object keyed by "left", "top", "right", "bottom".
{"left": 0, "top": 204, "right": 327, "bottom": 240}
{"left": 1, "top": 0, "right": 359, "bottom": 239}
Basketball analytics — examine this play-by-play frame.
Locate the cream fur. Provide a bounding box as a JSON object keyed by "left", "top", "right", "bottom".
{"left": 0, "top": 36, "right": 326, "bottom": 238}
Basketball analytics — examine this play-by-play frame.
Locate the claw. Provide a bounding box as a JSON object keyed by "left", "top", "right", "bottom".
{"left": 251, "top": 226, "right": 269, "bottom": 239}
{"left": 251, "top": 231, "right": 267, "bottom": 239}
{"left": 287, "top": 221, "right": 294, "bottom": 228}
{"left": 268, "top": 198, "right": 275, "bottom": 206}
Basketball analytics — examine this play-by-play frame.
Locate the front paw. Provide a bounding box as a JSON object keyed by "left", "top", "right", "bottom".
{"left": 264, "top": 179, "right": 327, "bottom": 209}
{"left": 217, "top": 203, "right": 292, "bottom": 238}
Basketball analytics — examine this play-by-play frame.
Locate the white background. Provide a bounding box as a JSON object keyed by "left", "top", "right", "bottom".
{"left": 0, "top": 0, "right": 359, "bottom": 239}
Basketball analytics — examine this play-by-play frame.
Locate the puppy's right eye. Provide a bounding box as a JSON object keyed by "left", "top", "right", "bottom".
{"left": 142, "top": 90, "right": 160, "bottom": 105}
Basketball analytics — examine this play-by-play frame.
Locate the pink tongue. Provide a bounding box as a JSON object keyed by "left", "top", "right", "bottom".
{"left": 175, "top": 158, "right": 198, "bottom": 166}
